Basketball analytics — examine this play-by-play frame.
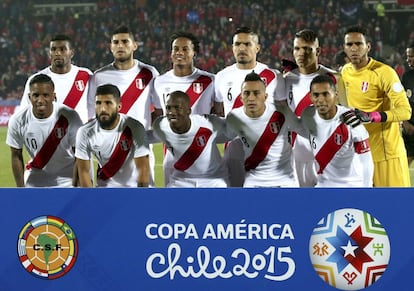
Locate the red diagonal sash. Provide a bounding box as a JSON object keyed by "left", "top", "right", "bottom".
{"left": 119, "top": 68, "right": 153, "bottom": 114}
{"left": 232, "top": 68, "right": 276, "bottom": 109}
{"left": 290, "top": 92, "right": 312, "bottom": 147}
{"left": 186, "top": 75, "right": 213, "bottom": 107}
{"left": 315, "top": 123, "right": 349, "bottom": 174}
{"left": 294, "top": 92, "right": 312, "bottom": 116}
{"left": 26, "top": 115, "right": 69, "bottom": 170}
{"left": 97, "top": 126, "right": 133, "bottom": 180}
{"left": 244, "top": 111, "right": 285, "bottom": 171}
{"left": 174, "top": 127, "right": 212, "bottom": 171}
{"left": 63, "top": 70, "right": 90, "bottom": 109}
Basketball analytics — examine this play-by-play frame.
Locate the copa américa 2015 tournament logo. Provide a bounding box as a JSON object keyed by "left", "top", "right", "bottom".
{"left": 309, "top": 208, "right": 390, "bottom": 290}
{"left": 17, "top": 215, "right": 78, "bottom": 279}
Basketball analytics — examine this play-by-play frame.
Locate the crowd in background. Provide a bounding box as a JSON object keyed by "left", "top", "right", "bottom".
{"left": 0, "top": 0, "right": 413, "bottom": 105}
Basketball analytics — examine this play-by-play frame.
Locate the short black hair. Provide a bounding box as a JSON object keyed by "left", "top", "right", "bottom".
{"left": 170, "top": 31, "right": 200, "bottom": 54}
{"left": 51, "top": 34, "right": 73, "bottom": 48}
{"left": 29, "top": 74, "right": 55, "bottom": 89}
{"left": 344, "top": 25, "right": 370, "bottom": 42}
{"left": 310, "top": 74, "right": 336, "bottom": 91}
{"left": 234, "top": 26, "right": 259, "bottom": 43}
{"left": 295, "top": 29, "right": 318, "bottom": 42}
{"left": 235, "top": 26, "right": 252, "bottom": 34}
{"left": 169, "top": 90, "right": 190, "bottom": 105}
{"left": 112, "top": 25, "right": 135, "bottom": 41}
{"left": 96, "top": 84, "right": 121, "bottom": 102}
{"left": 243, "top": 71, "right": 266, "bottom": 86}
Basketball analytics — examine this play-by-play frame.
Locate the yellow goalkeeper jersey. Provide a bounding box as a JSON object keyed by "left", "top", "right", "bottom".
{"left": 341, "top": 58, "right": 411, "bottom": 162}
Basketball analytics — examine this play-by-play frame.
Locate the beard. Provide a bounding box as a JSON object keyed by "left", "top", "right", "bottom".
{"left": 97, "top": 112, "right": 118, "bottom": 129}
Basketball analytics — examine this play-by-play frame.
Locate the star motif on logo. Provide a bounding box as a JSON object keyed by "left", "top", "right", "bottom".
{"left": 326, "top": 225, "right": 374, "bottom": 273}
{"left": 341, "top": 240, "right": 358, "bottom": 257}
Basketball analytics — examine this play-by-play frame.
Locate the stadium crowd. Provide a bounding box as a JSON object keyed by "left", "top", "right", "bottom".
{"left": 0, "top": 0, "right": 413, "bottom": 104}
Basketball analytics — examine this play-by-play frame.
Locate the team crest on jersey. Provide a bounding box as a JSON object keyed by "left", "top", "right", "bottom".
{"left": 309, "top": 208, "right": 390, "bottom": 290}
{"left": 193, "top": 83, "right": 204, "bottom": 94}
{"left": 334, "top": 133, "right": 344, "bottom": 145}
{"left": 361, "top": 81, "right": 369, "bottom": 93}
{"left": 120, "top": 138, "right": 131, "bottom": 151}
{"left": 196, "top": 135, "right": 207, "bottom": 147}
{"left": 261, "top": 77, "right": 268, "bottom": 86}
{"left": 136, "top": 78, "right": 145, "bottom": 90}
{"left": 75, "top": 80, "right": 85, "bottom": 92}
{"left": 55, "top": 127, "right": 66, "bottom": 139}
{"left": 269, "top": 122, "right": 280, "bottom": 134}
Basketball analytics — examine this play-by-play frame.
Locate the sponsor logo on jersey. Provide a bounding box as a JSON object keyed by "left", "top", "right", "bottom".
{"left": 17, "top": 215, "right": 78, "bottom": 280}
{"left": 309, "top": 208, "right": 390, "bottom": 290}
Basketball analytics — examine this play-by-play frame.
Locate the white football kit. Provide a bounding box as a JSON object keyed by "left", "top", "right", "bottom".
{"left": 6, "top": 103, "right": 82, "bottom": 187}
{"left": 301, "top": 105, "right": 374, "bottom": 187}
{"left": 154, "top": 68, "right": 217, "bottom": 114}
{"left": 153, "top": 114, "right": 228, "bottom": 187}
{"left": 90, "top": 59, "right": 161, "bottom": 184}
{"left": 20, "top": 65, "right": 93, "bottom": 123}
{"left": 284, "top": 64, "right": 338, "bottom": 187}
{"left": 226, "top": 103, "right": 300, "bottom": 187}
{"left": 75, "top": 114, "right": 150, "bottom": 187}
{"left": 90, "top": 59, "right": 161, "bottom": 130}
{"left": 154, "top": 68, "right": 218, "bottom": 185}
{"left": 215, "top": 62, "right": 285, "bottom": 187}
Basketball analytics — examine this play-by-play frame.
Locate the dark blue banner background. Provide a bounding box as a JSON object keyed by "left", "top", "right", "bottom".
{"left": 0, "top": 188, "right": 412, "bottom": 290}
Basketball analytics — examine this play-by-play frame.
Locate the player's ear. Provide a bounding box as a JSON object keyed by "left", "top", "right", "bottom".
{"left": 316, "top": 47, "right": 321, "bottom": 57}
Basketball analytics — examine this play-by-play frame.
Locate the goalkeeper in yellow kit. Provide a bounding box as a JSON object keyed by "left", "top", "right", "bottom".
{"left": 340, "top": 25, "right": 411, "bottom": 187}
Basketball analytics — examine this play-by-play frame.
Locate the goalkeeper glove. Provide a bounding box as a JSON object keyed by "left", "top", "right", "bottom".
{"left": 340, "top": 109, "right": 386, "bottom": 128}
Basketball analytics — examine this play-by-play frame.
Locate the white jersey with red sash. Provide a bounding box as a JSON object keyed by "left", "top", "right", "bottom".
{"left": 154, "top": 68, "right": 216, "bottom": 114}
{"left": 154, "top": 68, "right": 217, "bottom": 185}
{"left": 215, "top": 62, "right": 284, "bottom": 187}
{"left": 215, "top": 62, "right": 284, "bottom": 117}
{"left": 75, "top": 114, "right": 150, "bottom": 187}
{"left": 226, "top": 103, "right": 299, "bottom": 187}
{"left": 153, "top": 114, "right": 227, "bottom": 182}
{"left": 301, "top": 105, "right": 373, "bottom": 187}
{"left": 20, "top": 65, "right": 93, "bottom": 123}
{"left": 283, "top": 64, "right": 338, "bottom": 187}
{"left": 6, "top": 103, "right": 82, "bottom": 187}
{"left": 90, "top": 59, "right": 160, "bottom": 130}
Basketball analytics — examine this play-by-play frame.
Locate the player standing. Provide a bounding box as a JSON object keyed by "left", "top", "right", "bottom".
{"left": 153, "top": 31, "right": 224, "bottom": 185}
{"left": 284, "top": 29, "right": 340, "bottom": 187}
{"left": 20, "top": 34, "right": 93, "bottom": 123}
{"left": 89, "top": 25, "right": 162, "bottom": 185}
{"left": 215, "top": 26, "right": 284, "bottom": 187}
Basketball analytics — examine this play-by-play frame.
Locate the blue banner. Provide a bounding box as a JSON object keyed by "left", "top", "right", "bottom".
{"left": 0, "top": 188, "right": 412, "bottom": 290}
